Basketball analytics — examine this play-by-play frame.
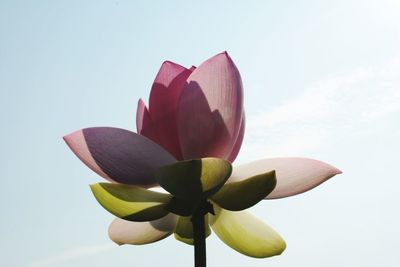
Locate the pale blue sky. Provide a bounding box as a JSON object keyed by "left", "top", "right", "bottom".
{"left": 1, "top": 1, "right": 400, "bottom": 266}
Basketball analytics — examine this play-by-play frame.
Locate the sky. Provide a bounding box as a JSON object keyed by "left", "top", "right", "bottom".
{"left": 1, "top": 0, "right": 399, "bottom": 266}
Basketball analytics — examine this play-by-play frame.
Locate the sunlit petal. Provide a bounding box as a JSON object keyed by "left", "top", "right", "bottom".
{"left": 209, "top": 206, "right": 286, "bottom": 258}
{"left": 90, "top": 183, "right": 171, "bottom": 221}
{"left": 140, "top": 61, "right": 193, "bottom": 159}
{"left": 229, "top": 157, "right": 342, "bottom": 199}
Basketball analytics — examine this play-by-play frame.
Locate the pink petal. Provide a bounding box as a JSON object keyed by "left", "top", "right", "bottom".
{"left": 177, "top": 52, "right": 244, "bottom": 159}
{"left": 229, "top": 157, "right": 342, "bottom": 199}
{"left": 136, "top": 99, "right": 160, "bottom": 150}
{"left": 136, "top": 98, "right": 151, "bottom": 134}
{"left": 227, "top": 112, "right": 245, "bottom": 163}
{"left": 139, "top": 61, "right": 192, "bottom": 160}
{"left": 63, "top": 127, "right": 176, "bottom": 187}
{"left": 108, "top": 214, "right": 177, "bottom": 245}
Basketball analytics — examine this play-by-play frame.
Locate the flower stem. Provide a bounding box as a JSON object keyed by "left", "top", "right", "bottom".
{"left": 192, "top": 202, "right": 207, "bottom": 267}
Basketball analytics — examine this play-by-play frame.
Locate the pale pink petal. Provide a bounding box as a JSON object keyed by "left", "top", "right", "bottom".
{"left": 64, "top": 130, "right": 112, "bottom": 181}
{"left": 63, "top": 127, "right": 176, "bottom": 187}
{"left": 177, "top": 52, "right": 243, "bottom": 159}
{"left": 108, "top": 214, "right": 177, "bottom": 245}
{"left": 229, "top": 157, "right": 342, "bottom": 199}
{"left": 140, "top": 61, "right": 192, "bottom": 160}
{"left": 227, "top": 112, "right": 245, "bottom": 163}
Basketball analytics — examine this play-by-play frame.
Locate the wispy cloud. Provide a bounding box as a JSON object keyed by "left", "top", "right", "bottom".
{"left": 26, "top": 243, "right": 115, "bottom": 267}
{"left": 238, "top": 57, "right": 400, "bottom": 161}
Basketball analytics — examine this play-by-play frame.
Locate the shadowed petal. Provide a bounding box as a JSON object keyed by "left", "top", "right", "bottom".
{"left": 63, "top": 127, "right": 176, "bottom": 186}
{"left": 139, "top": 61, "right": 193, "bottom": 160}
{"left": 209, "top": 206, "right": 286, "bottom": 258}
{"left": 155, "top": 158, "right": 232, "bottom": 201}
{"left": 174, "top": 216, "right": 211, "bottom": 245}
{"left": 108, "top": 214, "right": 177, "bottom": 245}
{"left": 177, "top": 52, "right": 244, "bottom": 159}
{"left": 229, "top": 157, "right": 342, "bottom": 199}
{"left": 210, "top": 171, "right": 276, "bottom": 211}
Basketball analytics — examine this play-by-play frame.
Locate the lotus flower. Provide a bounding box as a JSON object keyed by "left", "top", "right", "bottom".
{"left": 64, "top": 52, "right": 341, "bottom": 261}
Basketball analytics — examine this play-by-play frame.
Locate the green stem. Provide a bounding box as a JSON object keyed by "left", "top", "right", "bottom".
{"left": 192, "top": 203, "right": 207, "bottom": 267}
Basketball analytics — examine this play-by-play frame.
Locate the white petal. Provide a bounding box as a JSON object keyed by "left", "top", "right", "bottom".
{"left": 108, "top": 214, "right": 177, "bottom": 245}
{"left": 229, "top": 157, "right": 342, "bottom": 199}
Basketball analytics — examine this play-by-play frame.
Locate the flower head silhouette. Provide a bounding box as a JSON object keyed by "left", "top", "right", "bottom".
{"left": 64, "top": 52, "right": 341, "bottom": 264}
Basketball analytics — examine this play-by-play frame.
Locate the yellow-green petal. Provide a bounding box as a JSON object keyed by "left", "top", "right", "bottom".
{"left": 210, "top": 171, "right": 276, "bottom": 211}
{"left": 174, "top": 216, "right": 211, "bottom": 245}
{"left": 155, "top": 158, "right": 232, "bottom": 200}
{"left": 90, "top": 183, "right": 171, "bottom": 222}
{"left": 209, "top": 206, "right": 286, "bottom": 258}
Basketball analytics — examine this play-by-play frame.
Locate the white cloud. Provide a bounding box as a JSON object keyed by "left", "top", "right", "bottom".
{"left": 26, "top": 243, "right": 115, "bottom": 267}
{"left": 238, "top": 57, "right": 400, "bottom": 161}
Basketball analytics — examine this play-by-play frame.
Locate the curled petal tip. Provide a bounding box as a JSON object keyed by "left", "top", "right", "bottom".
{"left": 220, "top": 51, "right": 235, "bottom": 61}
{"left": 63, "top": 130, "right": 77, "bottom": 143}
{"left": 62, "top": 135, "right": 68, "bottom": 144}
{"left": 326, "top": 164, "right": 342, "bottom": 176}
{"left": 63, "top": 133, "right": 75, "bottom": 151}
{"left": 161, "top": 60, "right": 174, "bottom": 67}
{"left": 137, "top": 98, "right": 145, "bottom": 105}
{"left": 159, "top": 60, "right": 186, "bottom": 71}
{"left": 63, "top": 130, "right": 88, "bottom": 154}
{"left": 215, "top": 51, "right": 231, "bottom": 60}
{"left": 112, "top": 240, "right": 123, "bottom": 246}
